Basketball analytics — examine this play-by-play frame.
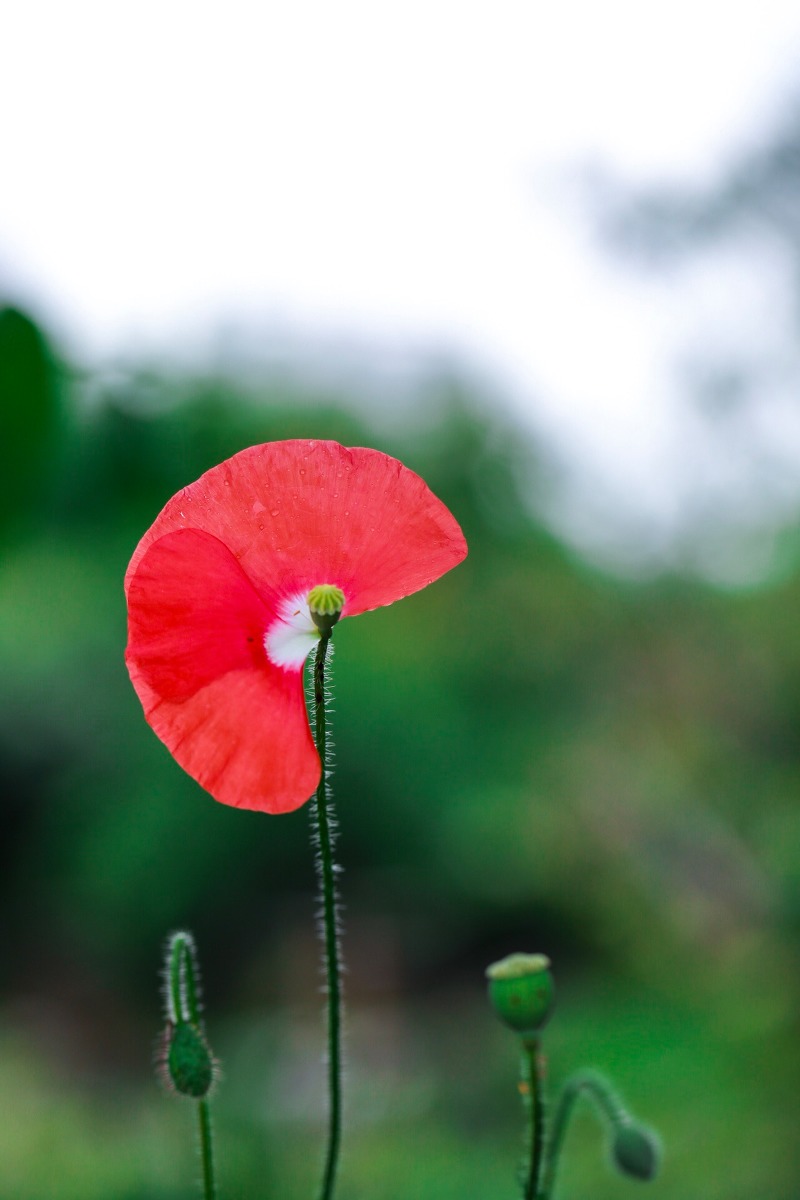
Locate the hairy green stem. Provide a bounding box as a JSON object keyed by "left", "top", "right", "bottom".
{"left": 197, "top": 1099, "right": 217, "bottom": 1200}
{"left": 169, "top": 934, "right": 201, "bottom": 1025}
{"left": 169, "top": 936, "right": 186, "bottom": 1023}
{"left": 521, "top": 1037, "right": 546, "bottom": 1200}
{"left": 312, "top": 633, "right": 342, "bottom": 1200}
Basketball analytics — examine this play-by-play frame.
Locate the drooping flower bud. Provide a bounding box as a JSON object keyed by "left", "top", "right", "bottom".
{"left": 612, "top": 1123, "right": 661, "bottom": 1180}
{"left": 160, "top": 1020, "right": 216, "bottom": 1098}
{"left": 307, "top": 584, "right": 345, "bottom": 637}
{"left": 486, "top": 952, "right": 555, "bottom": 1036}
{"left": 157, "top": 931, "right": 218, "bottom": 1099}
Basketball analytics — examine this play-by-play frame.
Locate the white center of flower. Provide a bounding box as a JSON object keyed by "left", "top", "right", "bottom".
{"left": 264, "top": 593, "right": 320, "bottom": 670}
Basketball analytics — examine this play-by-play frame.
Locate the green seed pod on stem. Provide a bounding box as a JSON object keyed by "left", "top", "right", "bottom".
{"left": 486, "top": 952, "right": 555, "bottom": 1036}
{"left": 308, "top": 584, "right": 345, "bottom": 636}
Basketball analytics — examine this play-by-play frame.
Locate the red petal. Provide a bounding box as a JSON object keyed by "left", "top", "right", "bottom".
{"left": 125, "top": 440, "right": 467, "bottom": 617}
{"left": 127, "top": 529, "right": 272, "bottom": 700}
{"left": 126, "top": 528, "right": 320, "bottom": 812}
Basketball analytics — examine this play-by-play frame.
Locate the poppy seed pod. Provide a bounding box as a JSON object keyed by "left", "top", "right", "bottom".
{"left": 486, "top": 953, "right": 555, "bottom": 1035}
{"left": 308, "top": 584, "right": 346, "bottom": 636}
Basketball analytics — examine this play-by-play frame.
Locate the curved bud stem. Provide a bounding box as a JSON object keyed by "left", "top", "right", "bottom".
{"left": 168, "top": 931, "right": 202, "bottom": 1025}
{"left": 541, "top": 1069, "right": 657, "bottom": 1198}
{"left": 310, "top": 633, "right": 343, "bottom": 1200}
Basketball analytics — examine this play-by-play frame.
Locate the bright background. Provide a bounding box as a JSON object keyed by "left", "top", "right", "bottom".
{"left": 2, "top": 4, "right": 800, "bottom": 1198}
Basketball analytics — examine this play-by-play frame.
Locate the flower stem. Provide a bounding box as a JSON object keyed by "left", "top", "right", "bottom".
{"left": 311, "top": 633, "right": 342, "bottom": 1200}
{"left": 521, "top": 1037, "right": 546, "bottom": 1200}
{"left": 197, "top": 1098, "right": 218, "bottom": 1200}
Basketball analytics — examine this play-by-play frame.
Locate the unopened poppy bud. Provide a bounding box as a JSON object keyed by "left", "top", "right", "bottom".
{"left": 158, "top": 931, "right": 219, "bottom": 1099}
{"left": 486, "top": 952, "right": 555, "bottom": 1035}
{"left": 612, "top": 1123, "right": 660, "bottom": 1181}
{"left": 160, "top": 1020, "right": 216, "bottom": 1099}
{"left": 307, "top": 584, "right": 345, "bottom": 636}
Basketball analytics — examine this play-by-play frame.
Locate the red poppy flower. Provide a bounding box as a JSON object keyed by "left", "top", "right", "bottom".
{"left": 125, "top": 439, "right": 467, "bottom": 814}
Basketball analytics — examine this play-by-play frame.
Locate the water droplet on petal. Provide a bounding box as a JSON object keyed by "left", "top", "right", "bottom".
{"left": 271, "top": 509, "right": 279, "bottom": 517}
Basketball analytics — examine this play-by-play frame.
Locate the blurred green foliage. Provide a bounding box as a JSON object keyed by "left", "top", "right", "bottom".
{"left": 1, "top": 306, "right": 798, "bottom": 1198}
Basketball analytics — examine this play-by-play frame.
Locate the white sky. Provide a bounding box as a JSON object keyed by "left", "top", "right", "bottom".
{"left": 4, "top": 1, "right": 800, "bottom": 575}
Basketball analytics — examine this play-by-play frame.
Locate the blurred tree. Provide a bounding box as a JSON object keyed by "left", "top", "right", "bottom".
{"left": 588, "top": 101, "right": 800, "bottom": 579}
{"left": 0, "top": 305, "right": 62, "bottom": 537}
